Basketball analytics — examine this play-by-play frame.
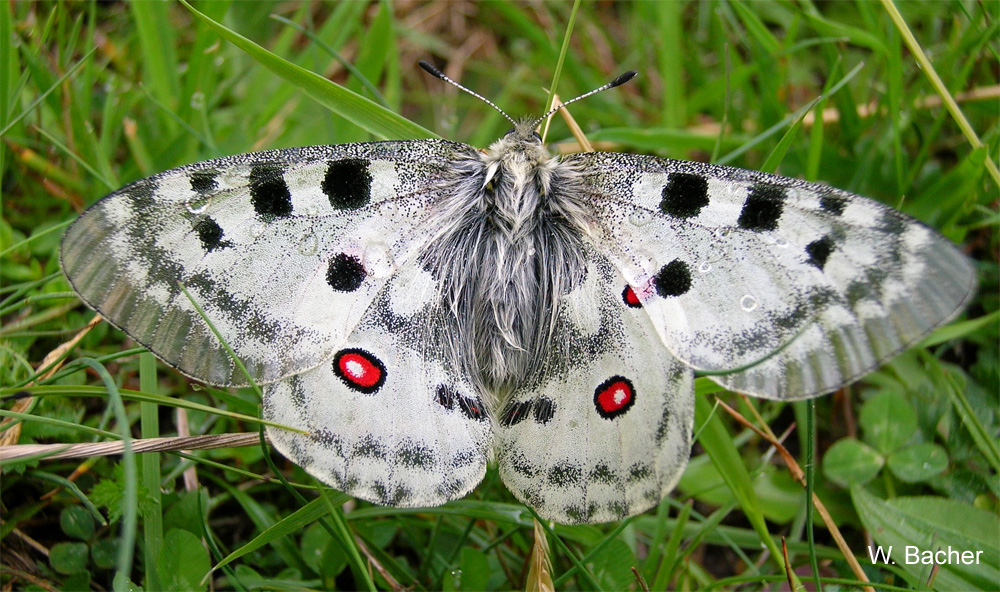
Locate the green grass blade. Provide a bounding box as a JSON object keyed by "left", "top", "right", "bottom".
{"left": 694, "top": 394, "right": 795, "bottom": 585}
{"left": 212, "top": 496, "right": 331, "bottom": 573}
{"left": 540, "top": 0, "right": 581, "bottom": 141}
{"left": 270, "top": 15, "right": 388, "bottom": 109}
{"left": 75, "top": 358, "right": 138, "bottom": 592}
{"left": 0, "top": 47, "right": 96, "bottom": 139}
{"left": 140, "top": 353, "right": 163, "bottom": 592}
{"left": 131, "top": 0, "right": 180, "bottom": 111}
{"left": 880, "top": 0, "right": 1000, "bottom": 186}
{"left": 179, "top": 0, "right": 433, "bottom": 141}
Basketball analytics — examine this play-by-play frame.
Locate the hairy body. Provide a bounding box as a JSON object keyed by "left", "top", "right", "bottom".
{"left": 422, "top": 123, "right": 593, "bottom": 401}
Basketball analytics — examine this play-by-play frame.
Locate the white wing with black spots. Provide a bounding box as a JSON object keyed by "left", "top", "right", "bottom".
{"left": 570, "top": 152, "right": 977, "bottom": 399}
{"left": 265, "top": 262, "right": 491, "bottom": 507}
{"left": 62, "top": 140, "right": 477, "bottom": 386}
{"left": 495, "top": 252, "right": 693, "bottom": 524}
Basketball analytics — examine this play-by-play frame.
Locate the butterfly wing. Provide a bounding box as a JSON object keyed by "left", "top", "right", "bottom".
{"left": 495, "top": 251, "right": 694, "bottom": 524}
{"left": 568, "top": 153, "right": 976, "bottom": 399}
{"left": 569, "top": 152, "right": 976, "bottom": 399}
{"left": 264, "top": 261, "right": 492, "bottom": 506}
{"left": 61, "top": 140, "right": 477, "bottom": 386}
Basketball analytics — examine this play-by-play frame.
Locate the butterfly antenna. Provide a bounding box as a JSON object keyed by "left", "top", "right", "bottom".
{"left": 419, "top": 61, "right": 517, "bottom": 126}
{"left": 530, "top": 71, "right": 637, "bottom": 129}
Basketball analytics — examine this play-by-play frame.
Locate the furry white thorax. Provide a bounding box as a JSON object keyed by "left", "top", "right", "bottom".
{"left": 421, "top": 120, "right": 594, "bottom": 406}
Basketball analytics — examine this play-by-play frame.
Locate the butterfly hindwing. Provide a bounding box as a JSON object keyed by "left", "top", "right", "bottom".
{"left": 264, "top": 262, "right": 491, "bottom": 507}
{"left": 61, "top": 140, "right": 477, "bottom": 386}
{"left": 496, "top": 251, "right": 694, "bottom": 524}
{"left": 571, "top": 152, "right": 976, "bottom": 399}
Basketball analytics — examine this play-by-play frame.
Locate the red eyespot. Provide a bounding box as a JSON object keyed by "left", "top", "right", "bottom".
{"left": 622, "top": 285, "right": 642, "bottom": 308}
{"left": 594, "top": 376, "right": 635, "bottom": 419}
{"left": 333, "top": 349, "right": 386, "bottom": 394}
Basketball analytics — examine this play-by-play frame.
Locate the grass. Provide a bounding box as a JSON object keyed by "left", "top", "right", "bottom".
{"left": 2, "top": 1, "right": 997, "bottom": 590}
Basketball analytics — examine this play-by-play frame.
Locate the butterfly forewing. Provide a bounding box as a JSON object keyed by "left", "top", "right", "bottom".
{"left": 571, "top": 152, "right": 977, "bottom": 399}
{"left": 61, "top": 140, "right": 475, "bottom": 386}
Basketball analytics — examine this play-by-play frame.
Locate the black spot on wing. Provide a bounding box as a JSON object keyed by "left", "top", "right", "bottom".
{"left": 547, "top": 462, "right": 583, "bottom": 486}
{"left": 805, "top": 235, "right": 836, "bottom": 270}
{"left": 189, "top": 169, "right": 219, "bottom": 193}
{"left": 322, "top": 159, "right": 373, "bottom": 209}
{"left": 285, "top": 376, "right": 307, "bottom": 409}
{"left": 312, "top": 427, "right": 345, "bottom": 458}
{"left": 352, "top": 434, "right": 388, "bottom": 460}
{"left": 119, "top": 179, "right": 184, "bottom": 296}
{"left": 627, "top": 463, "right": 652, "bottom": 483}
{"left": 653, "top": 259, "right": 692, "bottom": 298}
{"left": 396, "top": 440, "right": 435, "bottom": 469}
{"left": 589, "top": 464, "right": 620, "bottom": 486}
{"left": 819, "top": 194, "right": 848, "bottom": 216}
{"left": 846, "top": 267, "right": 889, "bottom": 307}
{"left": 250, "top": 164, "right": 292, "bottom": 218}
{"left": 564, "top": 505, "right": 588, "bottom": 523}
{"left": 370, "top": 481, "right": 413, "bottom": 506}
{"left": 879, "top": 209, "right": 907, "bottom": 235}
{"left": 458, "top": 395, "right": 487, "bottom": 422}
{"left": 450, "top": 447, "right": 481, "bottom": 469}
{"left": 737, "top": 183, "right": 785, "bottom": 232}
{"left": 500, "top": 399, "right": 532, "bottom": 427}
{"left": 185, "top": 272, "right": 282, "bottom": 341}
{"left": 659, "top": 172, "right": 709, "bottom": 218}
{"left": 506, "top": 449, "right": 537, "bottom": 478}
{"left": 533, "top": 397, "right": 555, "bottom": 424}
{"left": 435, "top": 384, "right": 456, "bottom": 410}
{"left": 326, "top": 253, "right": 366, "bottom": 292}
{"left": 654, "top": 406, "right": 671, "bottom": 444}
{"left": 194, "top": 217, "right": 226, "bottom": 251}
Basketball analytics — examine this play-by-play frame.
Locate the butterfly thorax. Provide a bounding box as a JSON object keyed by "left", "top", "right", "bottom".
{"left": 421, "top": 123, "right": 592, "bottom": 406}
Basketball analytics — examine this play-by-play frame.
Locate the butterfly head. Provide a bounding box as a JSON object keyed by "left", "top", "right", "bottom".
{"left": 418, "top": 60, "right": 635, "bottom": 233}
{"left": 480, "top": 120, "right": 557, "bottom": 233}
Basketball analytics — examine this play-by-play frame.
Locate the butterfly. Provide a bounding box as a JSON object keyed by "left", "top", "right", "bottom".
{"left": 60, "top": 62, "right": 977, "bottom": 524}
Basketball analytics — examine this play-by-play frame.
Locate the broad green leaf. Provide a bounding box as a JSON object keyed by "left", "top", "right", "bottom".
{"left": 887, "top": 443, "right": 948, "bottom": 483}
{"left": 157, "top": 529, "right": 211, "bottom": 592}
{"left": 60, "top": 505, "right": 95, "bottom": 541}
{"left": 860, "top": 391, "right": 917, "bottom": 453}
{"left": 823, "top": 438, "right": 884, "bottom": 487}
{"left": 50, "top": 541, "right": 89, "bottom": 575}
{"left": 300, "top": 522, "right": 348, "bottom": 580}
{"left": 853, "top": 488, "right": 1000, "bottom": 591}
{"left": 444, "top": 547, "right": 491, "bottom": 591}
{"left": 586, "top": 537, "right": 637, "bottom": 591}
{"left": 91, "top": 539, "right": 119, "bottom": 570}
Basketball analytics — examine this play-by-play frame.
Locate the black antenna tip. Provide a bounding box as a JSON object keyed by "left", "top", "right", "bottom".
{"left": 610, "top": 71, "right": 638, "bottom": 87}
{"left": 418, "top": 60, "right": 446, "bottom": 80}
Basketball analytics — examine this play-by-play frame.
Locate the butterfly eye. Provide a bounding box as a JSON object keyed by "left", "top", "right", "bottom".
{"left": 504, "top": 128, "right": 516, "bottom": 136}
{"left": 532, "top": 131, "right": 542, "bottom": 142}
